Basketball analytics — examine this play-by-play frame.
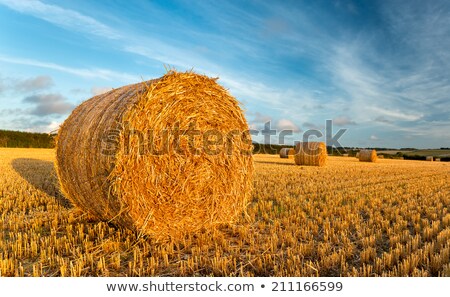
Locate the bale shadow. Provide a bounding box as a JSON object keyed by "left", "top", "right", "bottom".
{"left": 12, "top": 158, "right": 72, "bottom": 209}
{"left": 254, "top": 160, "right": 296, "bottom": 166}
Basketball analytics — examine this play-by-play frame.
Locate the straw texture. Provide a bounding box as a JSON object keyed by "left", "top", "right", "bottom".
{"left": 294, "top": 142, "right": 327, "bottom": 166}
{"left": 56, "top": 71, "right": 254, "bottom": 240}
{"left": 359, "top": 149, "right": 377, "bottom": 162}
{"left": 279, "top": 148, "right": 295, "bottom": 158}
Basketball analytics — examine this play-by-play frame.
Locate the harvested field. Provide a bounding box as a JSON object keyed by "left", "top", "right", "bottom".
{"left": 1, "top": 148, "right": 450, "bottom": 276}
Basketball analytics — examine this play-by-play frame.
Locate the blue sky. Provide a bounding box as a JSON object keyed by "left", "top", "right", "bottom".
{"left": 0, "top": 0, "right": 449, "bottom": 148}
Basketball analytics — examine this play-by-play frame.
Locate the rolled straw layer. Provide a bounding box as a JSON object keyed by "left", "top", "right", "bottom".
{"left": 56, "top": 71, "right": 254, "bottom": 239}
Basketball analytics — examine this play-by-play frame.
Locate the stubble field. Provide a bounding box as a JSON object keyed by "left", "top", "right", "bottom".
{"left": 0, "top": 148, "right": 449, "bottom": 276}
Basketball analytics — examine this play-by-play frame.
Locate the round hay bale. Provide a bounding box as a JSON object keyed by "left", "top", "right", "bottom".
{"left": 294, "top": 142, "right": 327, "bottom": 166}
{"left": 289, "top": 148, "right": 295, "bottom": 157}
{"left": 279, "top": 148, "right": 295, "bottom": 158}
{"left": 56, "top": 71, "right": 254, "bottom": 240}
{"left": 426, "top": 156, "right": 434, "bottom": 162}
{"left": 435, "top": 158, "right": 441, "bottom": 162}
{"left": 355, "top": 152, "right": 360, "bottom": 158}
{"left": 359, "top": 149, "right": 377, "bottom": 162}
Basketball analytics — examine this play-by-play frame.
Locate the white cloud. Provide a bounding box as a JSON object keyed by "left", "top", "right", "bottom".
{"left": 0, "top": 55, "right": 139, "bottom": 82}
{"left": 91, "top": 86, "right": 113, "bottom": 96}
{"left": 302, "top": 122, "right": 321, "bottom": 130}
{"left": 219, "top": 74, "right": 320, "bottom": 123}
{"left": 0, "top": 77, "right": 6, "bottom": 94}
{"left": 370, "top": 135, "right": 378, "bottom": 140}
{"left": 14, "top": 75, "right": 53, "bottom": 92}
{"left": 248, "top": 111, "right": 272, "bottom": 124}
{"left": 0, "top": 116, "right": 63, "bottom": 133}
{"left": 0, "top": 0, "right": 121, "bottom": 39}
{"left": 23, "top": 93, "right": 75, "bottom": 116}
{"left": 0, "top": 74, "right": 54, "bottom": 94}
{"left": 332, "top": 116, "right": 356, "bottom": 126}
{"left": 368, "top": 107, "right": 423, "bottom": 122}
{"left": 276, "top": 119, "right": 301, "bottom": 132}
{"left": 25, "top": 120, "right": 61, "bottom": 133}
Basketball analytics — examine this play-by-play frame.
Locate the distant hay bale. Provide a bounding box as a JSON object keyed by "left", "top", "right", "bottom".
{"left": 435, "top": 158, "right": 441, "bottom": 162}
{"left": 280, "top": 148, "right": 295, "bottom": 158}
{"left": 356, "top": 152, "right": 360, "bottom": 158}
{"left": 279, "top": 148, "right": 288, "bottom": 158}
{"left": 343, "top": 153, "right": 349, "bottom": 157}
{"left": 359, "top": 149, "right": 377, "bottom": 162}
{"left": 56, "top": 71, "right": 254, "bottom": 240}
{"left": 377, "top": 155, "right": 384, "bottom": 159}
{"left": 426, "top": 156, "right": 434, "bottom": 162}
{"left": 294, "top": 142, "right": 327, "bottom": 166}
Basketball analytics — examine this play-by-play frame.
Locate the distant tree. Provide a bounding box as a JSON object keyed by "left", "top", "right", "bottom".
{"left": 0, "top": 136, "right": 8, "bottom": 147}
{"left": 252, "top": 142, "right": 293, "bottom": 155}
{"left": 0, "top": 130, "right": 55, "bottom": 148}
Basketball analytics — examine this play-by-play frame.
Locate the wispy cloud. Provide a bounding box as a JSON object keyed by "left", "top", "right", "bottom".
{"left": 302, "top": 122, "right": 322, "bottom": 130}
{"left": 14, "top": 75, "right": 53, "bottom": 92}
{"left": 219, "top": 74, "right": 322, "bottom": 122}
{"left": 0, "top": 0, "right": 121, "bottom": 39}
{"left": 0, "top": 0, "right": 449, "bottom": 146}
{"left": 0, "top": 0, "right": 218, "bottom": 72}
{"left": 10, "top": 118, "right": 60, "bottom": 133}
{"left": 327, "top": 36, "right": 445, "bottom": 127}
{"left": 333, "top": 116, "right": 356, "bottom": 126}
{"left": 374, "top": 116, "right": 393, "bottom": 124}
{"left": 0, "top": 55, "right": 139, "bottom": 82}
{"left": 23, "top": 93, "right": 75, "bottom": 116}
{"left": 248, "top": 111, "right": 272, "bottom": 124}
{"left": 276, "top": 119, "right": 301, "bottom": 133}
{"left": 0, "top": 77, "right": 7, "bottom": 95}
{"left": 368, "top": 107, "right": 422, "bottom": 122}
{"left": 0, "top": 74, "right": 54, "bottom": 96}
{"left": 0, "top": 0, "right": 325, "bottom": 117}
{"left": 91, "top": 86, "right": 112, "bottom": 96}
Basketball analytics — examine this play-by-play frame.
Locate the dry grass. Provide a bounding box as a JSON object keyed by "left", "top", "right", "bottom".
{"left": 1, "top": 148, "right": 450, "bottom": 276}
{"left": 56, "top": 71, "right": 253, "bottom": 240}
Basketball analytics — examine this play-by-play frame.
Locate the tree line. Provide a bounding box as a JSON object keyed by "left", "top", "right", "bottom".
{"left": 0, "top": 130, "right": 55, "bottom": 148}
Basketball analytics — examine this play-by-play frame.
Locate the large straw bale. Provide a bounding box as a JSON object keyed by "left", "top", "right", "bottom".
{"left": 294, "top": 142, "right": 327, "bottom": 166}
{"left": 56, "top": 71, "right": 254, "bottom": 240}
